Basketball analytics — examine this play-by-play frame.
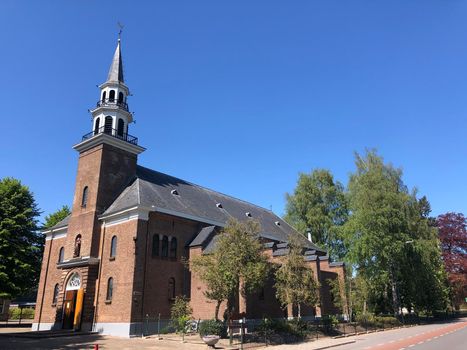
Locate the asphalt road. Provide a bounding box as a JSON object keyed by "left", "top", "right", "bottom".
{"left": 334, "top": 318, "right": 466, "bottom": 350}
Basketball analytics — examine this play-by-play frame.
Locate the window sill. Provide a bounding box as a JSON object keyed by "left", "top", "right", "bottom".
{"left": 109, "top": 257, "right": 115, "bottom": 261}
{"left": 105, "top": 300, "right": 112, "bottom": 304}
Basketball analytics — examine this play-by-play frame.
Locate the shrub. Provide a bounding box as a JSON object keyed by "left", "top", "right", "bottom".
{"left": 199, "top": 319, "right": 225, "bottom": 337}
{"left": 257, "top": 318, "right": 312, "bottom": 340}
{"left": 321, "top": 315, "right": 339, "bottom": 333}
{"left": 356, "top": 312, "right": 375, "bottom": 327}
{"left": 170, "top": 296, "right": 192, "bottom": 334}
{"left": 375, "top": 316, "right": 400, "bottom": 327}
{"left": 8, "top": 307, "right": 35, "bottom": 320}
{"left": 286, "top": 318, "right": 310, "bottom": 338}
{"left": 257, "top": 318, "right": 289, "bottom": 334}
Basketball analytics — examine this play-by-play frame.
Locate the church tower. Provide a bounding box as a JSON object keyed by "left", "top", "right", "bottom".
{"left": 54, "top": 38, "right": 144, "bottom": 331}
{"left": 90, "top": 38, "right": 133, "bottom": 143}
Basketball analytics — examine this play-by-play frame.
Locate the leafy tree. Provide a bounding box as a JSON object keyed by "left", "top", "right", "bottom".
{"left": 284, "top": 169, "right": 348, "bottom": 260}
{"left": 398, "top": 195, "right": 449, "bottom": 314}
{"left": 437, "top": 212, "right": 467, "bottom": 309}
{"left": 343, "top": 150, "right": 410, "bottom": 314}
{"left": 274, "top": 235, "right": 319, "bottom": 318}
{"left": 343, "top": 150, "right": 448, "bottom": 315}
{"left": 191, "top": 219, "right": 269, "bottom": 321}
{"left": 171, "top": 295, "right": 192, "bottom": 341}
{"left": 43, "top": 205, "right": 70, "bottom": 229}
{"left": 0, "top": 177, "right": 42, "bottom": 298}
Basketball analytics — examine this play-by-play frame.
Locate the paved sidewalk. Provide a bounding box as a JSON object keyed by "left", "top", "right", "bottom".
{"left": 266, "top": 337, "right": 356, "bottom": 350}
{"left": 0, "top": 330, "right": 356, "bottom": 350}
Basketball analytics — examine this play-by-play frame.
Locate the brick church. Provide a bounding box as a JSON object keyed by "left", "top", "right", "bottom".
{"left": 33, "top": 38, "right": 345, "bottom": 337}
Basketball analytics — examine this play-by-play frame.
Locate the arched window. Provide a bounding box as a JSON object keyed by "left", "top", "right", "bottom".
{"left": 66, "top": 272, "right": 81, "bottom": 291}
{"left": 117, "top": 118, "right": 124, "bottom": 137}
{"left": 81, "top": 186, "right": 88, "bottom": 207}
{"left": 168, "top": 278, "right": 175, "bottom": 300}
{"left": 58, "top": 247, "right": 64, "bottom": 263}
{"left": 52, "top": 284, "right": 59, "bottom": 304}
{"left": 73, "top": 234, "right": 81, "bottom": 258}
{"left": 109, "top": 90, "right": 115, "bottom": 102}
{"left": 161, "top": 236, "right": 169, "bottom": 257}
{"left": 118, "top": 92, "right": 124, "bottom": 104}
{"left": 102, "top": 91, "right": 106, "bottom": 102}
{"left": 94, "top": 118, "right": 100, "bottom": 135}
{"left": 106, "top": 277, "right": 113, "bottom": 301}
{"left": 170, "top": 237, "right": 177, "bottom": 259}
{"left": 152, "top": 235, "right": 160, "bottom": 257}
{"left": 110, "top": 236, "right": 117, "bottom": 258}
{"left": 104, "top": 116, "right": 113, "bottom": 134}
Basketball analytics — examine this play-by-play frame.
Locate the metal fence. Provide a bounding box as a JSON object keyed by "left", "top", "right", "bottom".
{"left": 138, "top": 311, "right": 465, "bottom": 348}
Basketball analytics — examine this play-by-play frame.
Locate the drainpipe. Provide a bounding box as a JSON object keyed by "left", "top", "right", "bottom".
{"left": 139, "top": 220, "right": 150, "bottom": 337}
{"left": 92, "top": 222, "right": 107, "bottom": 331}
{"left": 37, "top": 229, "right": 54, "bottom": 331}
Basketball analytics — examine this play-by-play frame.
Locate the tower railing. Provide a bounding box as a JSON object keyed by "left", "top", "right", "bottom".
{"left": 81, "top": 126, "right": 138, "bottom": 145}
{"left": 96, "top": 98, "right": 129, "bottom": 111}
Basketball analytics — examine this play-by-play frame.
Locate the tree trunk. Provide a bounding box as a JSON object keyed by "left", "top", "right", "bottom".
{"left": 215, "top": 300, "right": 221, "bottom": 321}
{"left": 390, "top": 265, "right": 399, "bottom": 316}
{"left": 348, "top": 278, "right": 353, "bottom": 321}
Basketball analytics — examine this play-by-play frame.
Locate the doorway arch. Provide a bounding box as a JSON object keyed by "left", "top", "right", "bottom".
{"left": 62, "top": 272, "right": 83, "bottom": 330}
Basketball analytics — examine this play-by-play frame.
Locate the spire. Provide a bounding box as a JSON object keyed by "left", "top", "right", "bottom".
{"left": 107, "top": 39, "right": 124, "bottom": 83}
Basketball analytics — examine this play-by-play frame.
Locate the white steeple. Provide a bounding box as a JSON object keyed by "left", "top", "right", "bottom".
{"left": 90, "top": 38, "right": 133, "bottom": 140}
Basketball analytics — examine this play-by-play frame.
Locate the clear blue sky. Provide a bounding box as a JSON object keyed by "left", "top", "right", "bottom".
{"left": 1, "top": 1, "right": 465, "bottom": 223}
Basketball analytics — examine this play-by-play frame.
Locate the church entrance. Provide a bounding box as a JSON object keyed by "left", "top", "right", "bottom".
{"left": 62, "top": 272, "right": 84, "bottom": 330}
{"left": 63, "top": 290, "right": 77, "bottom": 329}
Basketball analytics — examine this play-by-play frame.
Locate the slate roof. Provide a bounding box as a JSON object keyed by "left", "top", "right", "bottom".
{"left": 46, "top": 214, "right": 71, "bottom": 231}
{"left": 189, "top": 226, "right": 217, "bottom": 247}
{"left": 102, "top": 165, "right": 325, "bottom": 253}
{"left": 107, "top": 40, "right": 124, "bottom": 83}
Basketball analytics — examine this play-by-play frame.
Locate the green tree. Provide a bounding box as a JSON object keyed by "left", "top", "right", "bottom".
{"left": 191, "top": 219, "right": 269, "bottom": 321}
{"left": 43, "top": 205, "right": 70, "bottom": 229}
{"left": 274, "top": 235, "right": 319, "bottom": 318}
{"left": 343, "top": 150, "right": 448, "bottom": 315}
{"left": 0, "top": 177, "right": 42, "bottom": 298}
{"left": 170, "top": 295, "right": 192, "bottom": 341}
{"left": 284, "top": 169, "right": 348, "bottom": 260}
{"left": 398, "top": 196, "right": 449, "bottom": 313}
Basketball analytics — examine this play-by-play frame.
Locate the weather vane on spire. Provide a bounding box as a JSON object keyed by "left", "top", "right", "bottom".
{"left": 117, "top": 21, "right": 124, "bottom": 41}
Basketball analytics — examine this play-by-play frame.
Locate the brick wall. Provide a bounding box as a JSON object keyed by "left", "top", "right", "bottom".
{"left": 140, "top": 213, "right": 204, "bottom": 320}
{"left": 33, "top": 236, "right": 67, "bottom": 325}
{"left": 318, "top": 258, "right": 346, "bottom": 316}
{"left": 94, "top": 219, "right": 140, "bottom": 323}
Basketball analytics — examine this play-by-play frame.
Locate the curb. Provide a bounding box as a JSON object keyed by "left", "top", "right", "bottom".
{"left": 313, "top": 340, "right": 356, "bottom": 350}
{"left": 331, "top": 323, "right": 421, "bottom": 339}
